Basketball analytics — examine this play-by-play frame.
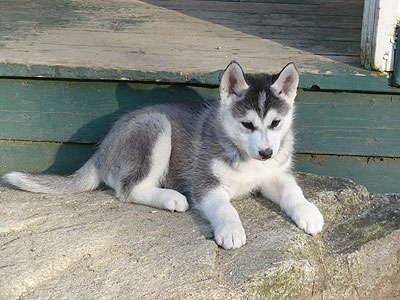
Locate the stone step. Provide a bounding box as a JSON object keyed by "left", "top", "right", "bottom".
{"left": 0, "top": 173, "right": 399, "bottom": 300}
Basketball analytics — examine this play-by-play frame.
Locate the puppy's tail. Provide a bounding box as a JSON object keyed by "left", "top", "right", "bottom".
{"left": 1, "top": 157, "right": 100, "bottom": 194}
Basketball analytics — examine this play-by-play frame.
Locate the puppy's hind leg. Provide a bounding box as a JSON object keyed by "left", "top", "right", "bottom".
{"left": 117, "top": 114, "right": 189, "bottom": 212}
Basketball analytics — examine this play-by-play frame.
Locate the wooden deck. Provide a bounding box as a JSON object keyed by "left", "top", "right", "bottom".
{"left": 1, "top": 0, "right": 362, "bottom": 69}
{"left": 2, "top": 0, "right": 392, "bottom": 91}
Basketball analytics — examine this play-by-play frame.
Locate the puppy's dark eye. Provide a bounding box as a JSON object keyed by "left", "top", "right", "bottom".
{"left": 271, "top": 119, "right": 281, "bottom": 128}
{"left": 241, "top": 122, "right": 255, "bottom": 130}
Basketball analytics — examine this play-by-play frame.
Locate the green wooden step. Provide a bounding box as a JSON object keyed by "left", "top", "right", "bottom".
{"left": 0, "top": 140, "right": 398, "bottom": 193}
{"left": 1, "top": 78, "right": 399, "bottom": 157}
{"left": 2, "top": 62, "right": 399, "bottom": 93}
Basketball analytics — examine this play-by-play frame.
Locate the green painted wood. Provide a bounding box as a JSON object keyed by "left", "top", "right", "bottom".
{"left": 0, "top": 63, "right": 222, "bottom": 86}
{"left": 295, "top": 90, "right": 400, "bottom": 157}
{"left": 0, "top": 140, "right": 397, "bottom": 193}
{"left": 0, "top": 140, "right": 95, "bottom": 175}
{"left": 1, "top": 62, "right": 399, "bottom": 93}
{"left": 295, "top": 154, "right": 400, "bottom": 193}
{"left": 0, "top": 78, "right": 218, "bottom": 143}
{"left": 299, "top": 63, "right": 398, "bottom": 93}
{"left": 1, "top": 78, "right": 399, "bottom": 157}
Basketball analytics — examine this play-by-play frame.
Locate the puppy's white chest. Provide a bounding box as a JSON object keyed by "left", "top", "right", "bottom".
{"left": 211, "top": 158, "right": 273, "bottom": 197}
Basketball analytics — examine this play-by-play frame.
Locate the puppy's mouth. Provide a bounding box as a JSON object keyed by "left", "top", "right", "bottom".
{"left": 250, "top": 154, "right": 273, "bottom": 161}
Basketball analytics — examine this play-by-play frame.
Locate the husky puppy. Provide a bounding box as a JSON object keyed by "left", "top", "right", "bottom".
{"left": 2, "top": 62, "right": 324, "bottom": 249}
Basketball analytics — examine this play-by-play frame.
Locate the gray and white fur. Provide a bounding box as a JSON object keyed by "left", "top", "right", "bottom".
{"left": 2, "top": 62, "right": 324, "bottom": 249}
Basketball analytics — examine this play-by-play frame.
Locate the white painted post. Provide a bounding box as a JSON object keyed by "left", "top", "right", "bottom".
{"left": 361, "top": 0, "right": 400, "bottom": 72}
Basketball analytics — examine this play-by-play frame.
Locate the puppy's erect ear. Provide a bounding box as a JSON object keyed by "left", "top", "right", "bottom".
{"left": 271, "top": 63, "right": 299, "bottom": 104}
{"left": 219, "top": 61, "right": 249, "bottom": 103}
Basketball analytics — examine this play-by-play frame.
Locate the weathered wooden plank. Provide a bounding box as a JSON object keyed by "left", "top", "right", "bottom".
{"left": 195, "top": 0, "right": 356, "bottom": 4}
{"left": 298, "top": 63, "right": 398, "bottom": 93}
{"left": 166, "top": 12, "right": 362, "bottom": 30}
{"left": 270, "top": 40, "right": 359, "bottom": 56}
{"left": 0, "top": 140, "right": 397, "bottom": 193}
{"left": 295, "top": 154, "right": 400, "bottom": 193}
{"left": 1, "top": 78, "right": 399, "bottom": 157}
{"left": 0, "top": 78, "right": 218, "bottom": 143}
{"left": 295, "top": 91, "right": 400, "bottom": 157}
{"left": 144, "top": 0, "right": 364, "bottom": 17}
{"left": 1, "top": 62, "right": 398, "bottom": 94}
{"left": 0, "top": 0, "right": 372, "bottom": 92}
{"left": 0, "top": 140, "right": 95, "bottom": 175}
{"left": 196, "top": 0, "right": 357, "bottom": 4}
{"left": 0, "top": 63, "right": 222, "bottom": 86}
{"left": 0, "top": 28, "right": 358, "bottom": 75}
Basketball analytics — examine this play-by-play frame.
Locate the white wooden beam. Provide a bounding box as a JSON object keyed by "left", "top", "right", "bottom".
{"left": 361, "top": 0, "right": 400, "bottom": 72}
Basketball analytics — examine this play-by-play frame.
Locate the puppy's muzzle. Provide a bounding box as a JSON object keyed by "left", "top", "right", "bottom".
{"left": 258, "top": 149, "right": 273, "bottom": 160}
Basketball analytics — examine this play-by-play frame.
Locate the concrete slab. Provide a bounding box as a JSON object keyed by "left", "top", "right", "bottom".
{"left": 1, "top": 173, "right": 399, "bottom": 299}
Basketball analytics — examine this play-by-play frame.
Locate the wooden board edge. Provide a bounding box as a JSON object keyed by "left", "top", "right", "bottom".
{"left": 1, "top": 62, "right": 399, "bottom": 93}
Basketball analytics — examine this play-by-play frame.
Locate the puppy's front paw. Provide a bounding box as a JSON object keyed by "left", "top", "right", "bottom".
{"left": 214, "top": 222, "right": 246, "bottom": 249}
{"left": 291, "top": 202, "right": 324, "bottom": 236}
{"left": 162, "top": 190, "right": 189, "bottom": 212}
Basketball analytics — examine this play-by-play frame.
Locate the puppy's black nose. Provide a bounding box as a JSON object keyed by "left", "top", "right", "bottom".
{"left": 259, "top": 149, "right": 273, "bottom": 160}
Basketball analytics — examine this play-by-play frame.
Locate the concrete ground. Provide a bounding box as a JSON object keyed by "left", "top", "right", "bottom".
{"left": 1, "top": 173, "right": 399, "bottom": 300}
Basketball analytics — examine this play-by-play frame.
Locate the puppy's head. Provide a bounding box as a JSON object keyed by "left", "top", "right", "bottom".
{"left": 218, "top": 61, "right": 298, "bottom": 161}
